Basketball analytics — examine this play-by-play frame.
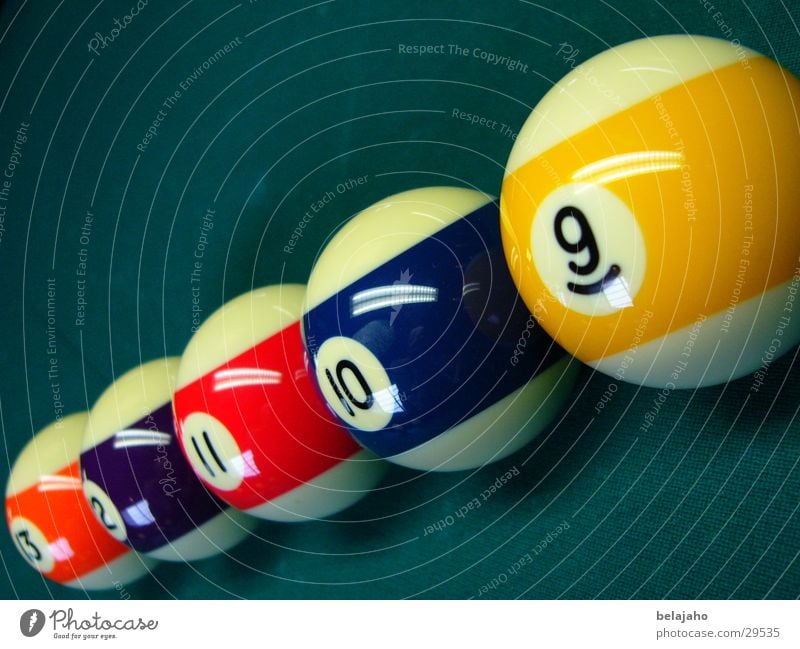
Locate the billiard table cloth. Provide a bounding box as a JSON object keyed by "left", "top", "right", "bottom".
{"left": 0, "top": 0, "right": 797, "bottom": 600}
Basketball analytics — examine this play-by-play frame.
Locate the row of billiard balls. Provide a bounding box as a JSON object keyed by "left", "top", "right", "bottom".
{"left": 7, "top": 34, "right": 800, "bottom": 591}
{"left": 6, "top": 187, "right": 573, "bottom": 590}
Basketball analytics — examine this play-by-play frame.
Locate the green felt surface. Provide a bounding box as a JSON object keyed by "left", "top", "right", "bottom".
{"left": 0, "top": 0, "right": 798, "bottom": 600}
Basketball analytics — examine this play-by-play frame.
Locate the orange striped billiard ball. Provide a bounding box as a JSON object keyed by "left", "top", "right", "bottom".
{"left": 5, "top": 413, "right": 153, "bottom": 590}
{"left": 501, "top": 35, "right": 800, "bottom": 388}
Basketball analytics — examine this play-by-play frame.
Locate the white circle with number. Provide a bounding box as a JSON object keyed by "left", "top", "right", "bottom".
{"left": 315, "top": 336, "right": 395, "bottom": 432}
{"left": 180, "top": 412, "right": 244, "bottom": 492}
{"left": 82, "top": 479, "right": 128, "bottom": 542}
{"left": 531, "top": 182, "right": 647, "bottom": 316}
{"left": 9, "top": 517, "right": 55, "bottom": 573}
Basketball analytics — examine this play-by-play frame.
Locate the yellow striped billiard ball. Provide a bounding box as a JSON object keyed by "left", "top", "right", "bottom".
{"left": 501, "top": 35, "right": 800, "bottom": 388}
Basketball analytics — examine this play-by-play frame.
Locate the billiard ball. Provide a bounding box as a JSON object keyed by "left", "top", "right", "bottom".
{"left": 5, "top": 412, "right": 153, "bottom": 589}
{"left": 501, "top": 34, "right": 800, "bottom": 388}
{"left": 302, "top": 187, "right": 578, "bottom": 471}
{"left": 81, "top": 358, "right": 255, "bottom": 561}
{"left": 173, "top": 284, "right": 386, "bottom": 522}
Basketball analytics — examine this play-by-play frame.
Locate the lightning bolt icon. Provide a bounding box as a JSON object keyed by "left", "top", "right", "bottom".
{"left": 28, "top": 611, "right": 37, "bottom": 632}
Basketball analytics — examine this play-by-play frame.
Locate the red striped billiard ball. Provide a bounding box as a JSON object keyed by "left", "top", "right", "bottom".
{"left": 173, "top": 284, "right": 386, "bottom": 521}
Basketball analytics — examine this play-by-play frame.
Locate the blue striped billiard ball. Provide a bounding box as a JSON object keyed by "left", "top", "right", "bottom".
{"left": 303, "top": 187, "right": 578, "bottom": 471}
